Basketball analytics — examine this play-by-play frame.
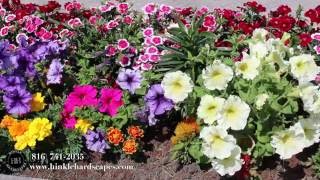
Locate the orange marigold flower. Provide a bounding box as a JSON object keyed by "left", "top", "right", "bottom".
{"left": 127, "top": 126, "right": 144, "bottom": 139}
{"left": 171, "top": 117, "right": 200, "bottom": 145}
{"left": 8, "top": 120, "right": 30, "bottom": 140}
{"left": 0, "top": 115, "right": 17, "bottom": 128}
{"left": 106, "top": 127, "right": 124, "bottom": 146}
{"left": 122, "top": 139, "right": 138, "bottom": 155}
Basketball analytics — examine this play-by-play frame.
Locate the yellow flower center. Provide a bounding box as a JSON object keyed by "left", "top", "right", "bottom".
{"left": 239, "top": 63, "right": 248, "bottom": 72}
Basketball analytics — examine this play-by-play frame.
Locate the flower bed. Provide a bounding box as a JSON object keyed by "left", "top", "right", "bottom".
{"left": 1, "top": 0, "right": 320, "bottom": 178}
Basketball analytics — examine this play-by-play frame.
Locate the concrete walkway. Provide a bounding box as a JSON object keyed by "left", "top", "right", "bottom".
{"left": 21, "top": 0, "right": 319, "bottom": 11}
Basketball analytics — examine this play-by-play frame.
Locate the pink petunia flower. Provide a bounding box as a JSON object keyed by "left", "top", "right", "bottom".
{"left": 68, "top": 18, "right": 83, "bottom": 28}
{"left": 314, "top": 45, "right": 320, "bottom": 55}
{"left": 67, "top": 85, "right": 98, "bottom": 108}
{"left": 151, "top": 36, "right": 163, "bottom": 45}
{"left": 311, "top": 33, "right": 320, "bottom": 41}
{"left": 143, "top": 3, "right": 157, "bottom": 15}
{"left": 143, "top": 27, "right": 154, "bottom": 37}
{"left": 160, "top": 4, "right": 173, "bottom": 15}
{"left": 105, "top": 45, "right": 117, "bottom": 56}
{"left": 145, "top": 46, "right": 159, "bottom": 55}
{"left": 0, "top": 26, "right": 10, "bottom": 36}
{"left": 119, "top": 56, "right": 131, "bottom": 67}
{"left": 117, "top": 39, "right": 130, "bottom": 51}
{"left": 99, "top": 88, "right": 123, "bottom": 117}
{"left": 117, "top": 3, "right": 129, "bottom": 14}
{"left": 63, "top": 116, "right": 77, "bottom": 129}
{"left": 123, "top": 15, "right": 133, "bottom": 25}
{"left": 5, "top": 14, "right": 15, "bottom": 22}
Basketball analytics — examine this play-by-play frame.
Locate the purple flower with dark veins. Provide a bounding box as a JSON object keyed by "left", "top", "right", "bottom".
{"left": 0, "top": 40, "right": 17, "bottom": 71}
{"left": 145, "top": 84, "right": 174, "bottom": 116}
{"left": 116, "top": 68, "right": 142, "bottom": 94}
{"left": 3, "top": 88, "right": 32, "bottom": 115}
{"left": 0, "top": 75, "right": 26, "bottom": 92}
{"left": 84, "top": 130, "right": 110, "bottom": 153}
{"left": 47, "top": 59, "right": 64, "bottom": 85}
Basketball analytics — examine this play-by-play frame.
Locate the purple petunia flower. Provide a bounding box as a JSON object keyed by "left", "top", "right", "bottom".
{"left": 47, "top": 59, "right": 64, "bottom": 85}
{"left": 145, "top": 84, "right": 174, "bottom": 116}
{"left": 0, "top": 75, "right": 26, "bottom": 92}
{"left": 84, "top": 130, "right": 110, "bottom": 153}
{"left": 135, "top": 107, "right": 159, "bottom": 126}
{"left": 0, "top": 40, "right": 17, "bottom": 71}
{"left": 116, "top": 68, "right": 142, "bottom": 94}
{"left": 3, "top": 88, "right": 32, "bottom": 115}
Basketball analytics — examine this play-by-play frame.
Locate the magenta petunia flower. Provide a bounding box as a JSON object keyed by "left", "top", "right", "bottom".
{"left": 99, "top": 88, "right": 123, "bottom": 117}
{"left": 67, "top": 85, "right": 98, "bottom": 108}
{"left": 63, "top": 116, "right": 77, "bottom": 129}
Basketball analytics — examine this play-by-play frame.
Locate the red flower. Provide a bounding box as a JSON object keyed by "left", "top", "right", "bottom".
{"left": 235, "top": 154, "right": 251, "bottom": 180}
{"left": 82, "top": 10, "right": 92, "bottom": 19}
{"left": 297, "top": 20, "right": 308, "bottom": 28}
{"left": 203, "top": 15, "right": 216, "bottom": 28}
{"left": 305, "top": 9, "right": 320, "bottom": 23}
{"left": 299, "top": 33, "right": 312, "bottom": 47}
{"left": 238, "top": 21, "right": 254, "bottom": 34}
{"left": 277, "top": 5, "right": 291, "bottom": 15}
{"left": 244, "top": 1, "right": 266, "bottom": 13}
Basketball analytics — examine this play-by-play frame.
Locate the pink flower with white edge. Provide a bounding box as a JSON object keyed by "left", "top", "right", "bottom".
{"left": 144, "top": 37, "right": 153, "bottom": 46}
{"left": 0, "top": 8, "right": 6, "bottom": 17}
{"left": 68, "top": 18, "right": 83, "bottom": 28}
{"left": 119, "top": 56, "right": 131, "bottom": 67}
{"left": 59, "top": 29, "right": 70, "bottom": 38}
{"left": 196, "top": 6, "right": 209, "bottom": 17}
{"left": 314, "top": 45, "right": 320, "bottom": 55}
{"left": 151, "top": 36, "right": 163, "bottom": 46}
{"left": 139, "top": 54, "right": 150, "bottom": 63}
{"left": 107, "top": 20, "right": 119, "bottom": 30}
{"left": 145, "top": 46, "right": 159, "bottom": 55}
{"left": 143, "top": 3, "right": 157, "bottom": 15}
{"left": 143, "top": 27, "right": 154, "bottom": 37}
{"left": 99, "top": 4, "right": 115, "bottom": 12}
{"left": 160, "top": 4, "right": 172, "bottom": 15}
{"left": 128, "top": 46, "right": 138, "bottom": 55}
{"left": 123, "top": 15, "right": 133, "bottom": 25}
{"left": 105, "top": 45, "right": 117, "bottom": 56}
{"left": 203, "top": 15, "right": 216, "bottom": 28}
{"left": 73, "top": 1, "right": 82, "bottom": 10}
{"left": 117, "top": 39, "right": 130, "bottom": 51}
{"left": 117, "top": 3, "right": 129, "bottom": 14}
{"left": 89, "top": 15, "right": 98, "bottom": 25}
{"left": 141, "top": 63, "right": 153, "bottom": 71}
{"left": 311, "top": 33, "right": 320, "bottom": 41}
{"left": 149, "top": 55, "right": 160, "bottom": 62}
{"left": 0, "top": 26, "right": 10, "bottom": 36}
{"left": 5, "top": 14, "right": 15, "bottom": 22}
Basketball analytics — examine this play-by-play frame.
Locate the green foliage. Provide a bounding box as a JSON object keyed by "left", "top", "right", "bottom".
{"left": 312, "top": 147, "right": 320, "bottom": 178}
{"left": 171, "top": 137, "right": 209, "bottom": 165}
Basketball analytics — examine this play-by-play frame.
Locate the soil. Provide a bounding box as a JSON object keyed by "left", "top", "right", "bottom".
{"left": 12, "top": 120, "right": 320, "bottom": 180}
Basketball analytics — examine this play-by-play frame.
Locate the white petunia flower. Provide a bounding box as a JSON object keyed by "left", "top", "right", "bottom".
{"left": 289, "top": 54, "right": 320, "bottom": 83}
{"left": 255, "top": 93, "right": 269, "bottom": 110}
{"left": 271, "top": 129, "right": 305, "bottom": 159}
{"left": 197, "top": 95, "right": 225, "bottom": 125}
{"left": 202, "top": 60, "right": 233, "bottom": 90}
{"left": 299, "top": 83, "right": 319, "bottom": 113}
{"left": 252, "top": 28, "right": 269, "bottom": 42}
{"left": 291, "top": 119, "right": 320, "bottom": 147}
{"left": 218, "top": 95, "right": 251, "bottom": 130}
{"left": 200, "top": 126, "right": 236, "bottom": 159}
{"left": 211, "top": 145, "right": 243, "bottom": 176}
{"left": 235, "top": 53, "right": 260, "bottom": 80}
{"left": 249, "top": 41, "right": 269, "bottom": 59}
{"left": 161, "top": 71, "right": 193, "bottom": 103}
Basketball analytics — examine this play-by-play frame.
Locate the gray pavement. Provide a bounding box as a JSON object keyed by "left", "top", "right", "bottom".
{"left": 20, "top": 0, "right": 320, "bottom": 11}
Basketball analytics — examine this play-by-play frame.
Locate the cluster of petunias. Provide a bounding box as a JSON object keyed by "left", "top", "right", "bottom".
{"left": 62, "top": 85, "right": 124, "bottom": 129}
{"left": 0, "top": 116, "right": 52, "bottom": 150}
